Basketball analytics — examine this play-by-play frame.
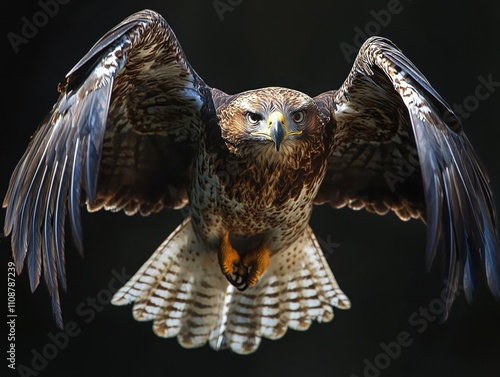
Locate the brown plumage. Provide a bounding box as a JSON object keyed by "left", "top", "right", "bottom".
{"left": 3, "top": 9, "right": 500, "bottom": 354}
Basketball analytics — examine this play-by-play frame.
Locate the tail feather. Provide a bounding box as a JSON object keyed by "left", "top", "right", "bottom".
{"left": 220, "top": 226, "right": 350, "bottom": 354}
{"left": 112, "top": 218, "right": 228, "bottom": 347}
{"left": 112, "top": 221, "right": 350, "bottom": 354}
{"left": 175, "top": 272, "right": 228, "bottom": 348}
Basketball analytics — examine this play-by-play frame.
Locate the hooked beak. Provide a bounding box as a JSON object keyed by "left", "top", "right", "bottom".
{"left": 250, "top": 111, "right": 302, "bottom": 151}
{"left": 268, "top": 111, "right": 286, "bottom": 151}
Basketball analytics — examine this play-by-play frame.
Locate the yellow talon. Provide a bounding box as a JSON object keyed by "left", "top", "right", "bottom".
{"left": 240, "top": 244, "right": 270, "bottom": 287}
{"left": 218, "top": 232, "right": 240, "bottom": 276}
{"left": 218, "top": 232, "right": 270, "bottom": 289}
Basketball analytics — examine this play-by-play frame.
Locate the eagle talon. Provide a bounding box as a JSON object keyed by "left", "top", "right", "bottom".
{"left": 218, "top": 232, "right": 270, "bottom": 290}
{"left": 226, "top": 267, "right": 250, "bottom": 290}
{"left": 237, "top": 283, "right": 249, "bottom": 291}
{"left": 225, "top": 273, "right": 247, "bottom": 289}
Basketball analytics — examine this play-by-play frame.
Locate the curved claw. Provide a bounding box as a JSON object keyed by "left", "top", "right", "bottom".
{"left": 225, "top": 275, "right": 248, "bottom": 291}
{"left": 237, "top": 282, "right": 249, "bottom": 291}
{"left": 225, "top": 271, "right": 248, "bottom": 289}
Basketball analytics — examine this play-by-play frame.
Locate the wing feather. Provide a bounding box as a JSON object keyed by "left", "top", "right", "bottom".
{"left": 3, "top": 9, "right": 213, "bottom": 327}
{"left": 315, "top": 36, "right": 500, "bottom": 318}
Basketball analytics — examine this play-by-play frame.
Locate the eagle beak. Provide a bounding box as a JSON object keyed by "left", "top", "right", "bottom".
{"left": 268, "top": 111, "right": 286, "bottom": 151}
{"left": 251, "top": 111, "right": 302, "bottom": 151}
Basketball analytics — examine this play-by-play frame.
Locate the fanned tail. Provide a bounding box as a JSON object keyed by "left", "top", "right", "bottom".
{"left": 112, "top": 221, "right": 350, "bottom": 354}
{"left": 214, "top": 226, "right": 350, "bottom": 354}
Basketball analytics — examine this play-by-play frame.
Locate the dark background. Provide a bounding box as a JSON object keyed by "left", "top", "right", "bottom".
{"left": 2, "top": 0, "right": 500, "bottom": 376}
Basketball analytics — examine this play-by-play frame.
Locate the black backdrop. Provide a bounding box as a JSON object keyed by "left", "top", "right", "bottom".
{"left": 2, "top": 1, "right": 500, "bottom": 376}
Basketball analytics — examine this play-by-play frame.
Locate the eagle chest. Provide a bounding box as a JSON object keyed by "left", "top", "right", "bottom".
{"left": 212, "top": 148, "right": 322, "bottom": 198}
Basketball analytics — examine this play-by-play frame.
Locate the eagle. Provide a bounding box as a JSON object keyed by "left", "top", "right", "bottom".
{"left": 3, "top": 9, "right": 500, "bottom": 354}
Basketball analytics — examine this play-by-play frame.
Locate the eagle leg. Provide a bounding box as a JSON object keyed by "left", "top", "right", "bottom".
{"left": 238, "top": 242, "right": 270, "bottom": 289}
{"left": 218, "top": 232, "right": 270, "bottom": 290}
{"left": 218, "top": 232, "right": 245, "bottom": 289}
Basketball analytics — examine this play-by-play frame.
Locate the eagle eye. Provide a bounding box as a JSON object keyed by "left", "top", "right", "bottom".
{"left": 246, "top": 112, "right": 262, "bottom": 125}
{"left": 291, "top": 110, "right": 306, "bottom": 124}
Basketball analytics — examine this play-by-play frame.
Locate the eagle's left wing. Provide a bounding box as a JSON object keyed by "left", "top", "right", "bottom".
{"left": 314, "top": 36, "right": 500, "bottom": 319}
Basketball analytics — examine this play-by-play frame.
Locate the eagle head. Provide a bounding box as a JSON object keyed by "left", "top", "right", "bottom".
{"left": 216, "top": 87, "right": 328, "bottom": 159}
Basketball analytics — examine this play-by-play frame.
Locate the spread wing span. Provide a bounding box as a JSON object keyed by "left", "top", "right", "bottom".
{"left": 315, "top": 37, "right": 500, "bottom": 318}
{"left": 3, "top": 10, "right": 212, "bottom": 326}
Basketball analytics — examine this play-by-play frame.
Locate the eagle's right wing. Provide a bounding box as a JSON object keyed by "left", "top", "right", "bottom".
{"left": 3, "top": 9, "right": 214, "bottom": 327}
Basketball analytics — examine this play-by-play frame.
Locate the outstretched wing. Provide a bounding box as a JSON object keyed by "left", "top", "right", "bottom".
{"left": 3, "top": 9, "right": 213, "bottom": 326}
{"left": 314, "top": 36, "right": 500, "bottom": 319}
